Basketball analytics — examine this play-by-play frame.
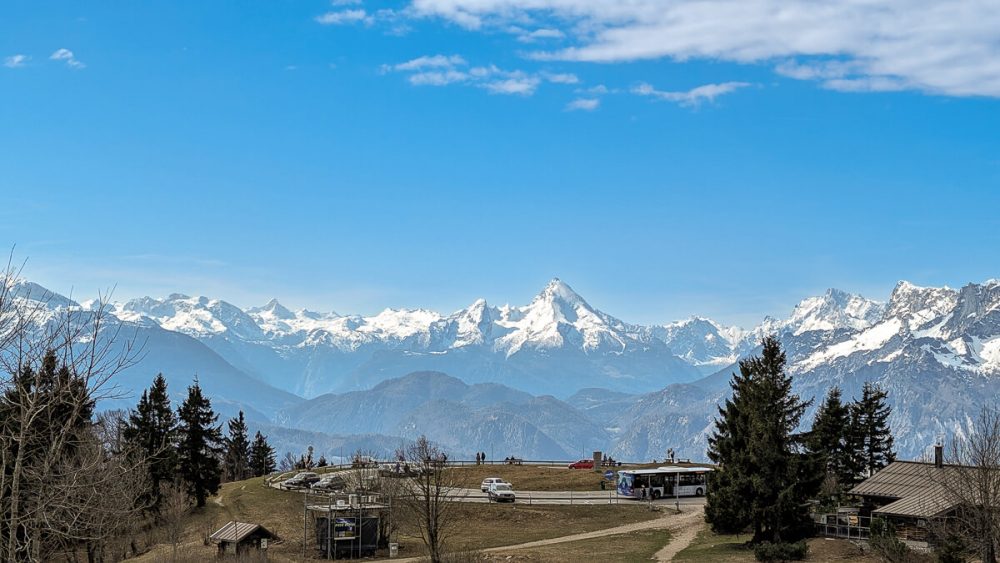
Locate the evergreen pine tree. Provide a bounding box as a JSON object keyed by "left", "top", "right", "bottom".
{"left": 176, "top": 379, "right": 223, "bottom": 507}
{"left": 223, "top": 411, "right": 250, "bottom": 482}
{"left": 705, "top": 358, "right": 755, "bottom": 534}
{"left": 249, "top": 431, "right": 276, "bottom": 477}
{"left": 705, "top": 336, "right": 815, "bottom": 543}
{"left": 808, "top": 386, "right": 854, "bottom": 489}
{"left": 123, "top": 374, "right": 177, "bottom": 509}
{"left": 850, "top": 382, "right": 895, "bottom": 479}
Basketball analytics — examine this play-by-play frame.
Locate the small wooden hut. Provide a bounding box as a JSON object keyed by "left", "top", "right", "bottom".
{"left": 209, "top": 521, "right": 280, "bottom": 558}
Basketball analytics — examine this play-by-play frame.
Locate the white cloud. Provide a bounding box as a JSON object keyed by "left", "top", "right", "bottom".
{"left": 580, "top": 84, "right": 613, "bottom": 95}
{"left": 541, "top": 71, "right": 578, "bottom": 84}
{"left": 50, "top": 48, "right": 84, "bottom": 69}
{"left": 409, "top": 70, "right": 469, "bottom": 86}
{"left": 383, "top": 54, "right": 574, "bottom": 96}
{"left": 632, "top": 81, "right": 750, "bottom": 107}
{"left": 393, "top": 54, "right": 467, "bottom": 71}
{"left": 406, "top": 0, "right": 1000, "bottom": 98}
{"left": 484, "top": 74, "right": 540, "bottom": 95}
{"left": 315, "top": 9, "right": 374, "bottom": 25}
{"left": 517, "top": 28, "right": 565, "bottom": 43}
{"left": 4, "top": 54, "right": 28, "bottom": 68}
{"left": 566, "top": 98, "right": 600, "bottom": 111}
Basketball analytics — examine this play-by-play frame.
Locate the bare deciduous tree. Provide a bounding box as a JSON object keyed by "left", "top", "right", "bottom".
{"left": 0, "top": 256, "right": 145, "bottom": 561}
{"left": 160, "top": 479, "right": 190, "bottom": 562}
{"left": 396, "top": 436, "right": 459, "bottom": 563}
{"left": 41, "top": 415, "right": 151, "bottom": 562}
{"left": 935, "top": 406, "right": 1000, "bottom": 563}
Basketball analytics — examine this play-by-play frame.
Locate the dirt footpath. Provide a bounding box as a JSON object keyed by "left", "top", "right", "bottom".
{"left": 391, "top": 506, "right": 705, "bottom": 562}
{"left": 653, "top": 507, "right": 705, "bottom": 561}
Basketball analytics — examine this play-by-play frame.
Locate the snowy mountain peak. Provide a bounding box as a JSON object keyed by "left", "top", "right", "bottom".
{"left": 8, "top": 280, "right": 79, "bottom": 309}
{"left": 537, "top": 278, "right": 588, "bottom": 307}
{"left": 781, "top": 288, "right": 885, "bottom": 336}
{"left": 650, "top": 317, "right": 744, "bottom": 373}
{"left": 248, "top": 298, "right": 296, "bottom": 320}
{"left": 886, "top": 281, "right": 958, "bottom": 333}
{"left": 491, "top": 278, "right": 639, "bottom": 356}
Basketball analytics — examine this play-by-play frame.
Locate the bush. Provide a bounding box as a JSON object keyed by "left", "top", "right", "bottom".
{"left": 753, "top": 541, "right": 809, "bottom": 562}
{"left": 934, "top": 533, "right": 967, "bottom": 563}
{"left": 870, "top": 517, "right": 909, "bottom": 563}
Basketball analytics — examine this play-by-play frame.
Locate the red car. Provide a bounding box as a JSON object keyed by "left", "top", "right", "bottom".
{"left": 568, "top": 459, "right": 594, "bottom": 469}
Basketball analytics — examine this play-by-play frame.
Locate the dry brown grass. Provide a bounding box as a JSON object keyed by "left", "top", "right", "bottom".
{"left": 447, "top": 463, "right": 678, "bottom": 492}
{"left": 486, "top": 528, "right": 673, "bottom": 562}
{"left": 132, "top": 474, "right": 664, "bottom": 561}
{"left": 673, "top": 528, "right": 896, "bottom": 563}
{"left": 394, "top": 502, "right": 662, "bottom": 556}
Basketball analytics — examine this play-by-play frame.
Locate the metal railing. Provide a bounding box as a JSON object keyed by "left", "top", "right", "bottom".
{"left": 814, "top": 513, "right": 871, "bottom": 540}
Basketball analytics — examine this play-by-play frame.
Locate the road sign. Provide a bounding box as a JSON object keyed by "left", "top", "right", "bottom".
{"left": 603, "top": 470, "right": 615, "bottom": 480}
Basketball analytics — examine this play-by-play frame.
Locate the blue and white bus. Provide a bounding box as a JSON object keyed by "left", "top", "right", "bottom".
{"left": 616, "top": 466, "right": 714, "bottom": 500}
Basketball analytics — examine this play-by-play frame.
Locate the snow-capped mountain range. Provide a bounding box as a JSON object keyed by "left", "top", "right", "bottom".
{"left": 6, "top": 276, "right": 1000, "bottom": 460}
{"left": 108, "top": 278, "right": 702, "bottom": 397}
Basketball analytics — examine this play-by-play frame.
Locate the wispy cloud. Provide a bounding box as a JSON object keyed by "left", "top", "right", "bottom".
{"left": 389, "top": 54, "right": 467, "bottom": 72}
{"left": 541, "top": 71, "right": 578, "bottom": 84}
{"left": 4, "top": 54, "right": 29, "bottom": 68}
{"left": 315, "top": 9, "right": 374, "bottom": 25}
{"left": 566, "top": 98, "right": 600, "bottom": 111}
{"left": 409, "top": 69, "right": 469, "bottom": 86}
{"left": 515, "top": 27, "right": 565, "bottom": 43}
{"left": 631, "top": 81, "right": 750, "bottom": 107}
{"left": 406, "top": 0, "right": 1000, "bottom": 98}
{"left": 383, "top": 54, "right": 575, "bottom": 97}
{"left": 484, "top": 74, "right": 541, "bottom": 95}
{"left": 50, "top": 48, "right": 84, "bottom": 69}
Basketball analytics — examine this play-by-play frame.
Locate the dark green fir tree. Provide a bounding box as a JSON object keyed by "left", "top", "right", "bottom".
{"left": 223, "top": 410, "right": 250, "bottom": 482}
{"left": 705, "top": 336, "right": 815, "bottom": 543}
{"left": 124, "top": 373, "right": 178, "bottom": 509}
{"left": 809, "top": 386, "right": 854, "bottom": 489}
{"left": 851, "top": 382, "right": 895, "bottom": 479}
{"left": 249, "top": 431, "right": 276, "bottom": 477}
{"left": 176, "top": 378, "right": 223, "bottom": 507}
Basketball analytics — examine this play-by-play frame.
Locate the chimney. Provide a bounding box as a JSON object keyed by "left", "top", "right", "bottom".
{"left": 934, "top": 443, "right": 944, "bottom": 468}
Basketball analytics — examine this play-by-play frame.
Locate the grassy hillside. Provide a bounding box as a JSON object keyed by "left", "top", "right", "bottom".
{"left": 132, "top": 472, "right": 665, "bottom": 561}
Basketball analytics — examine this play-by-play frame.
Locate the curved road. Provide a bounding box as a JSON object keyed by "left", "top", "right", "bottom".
{"left": 270, "top": 471, "right": 705, "bottom": 507}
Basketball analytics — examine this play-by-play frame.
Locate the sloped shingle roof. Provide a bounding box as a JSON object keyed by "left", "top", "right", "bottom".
{"left": 850, "top": 461, "right": 956, "bottom": 518}
{"left": 209, "top": 521, "right": 276, "bottom": 543}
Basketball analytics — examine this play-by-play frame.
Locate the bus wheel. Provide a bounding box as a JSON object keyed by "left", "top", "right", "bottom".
{"left": 695, "top": 488, "right": 704, "bottom": 496}
{"left": 651, "top": 490, "right": 661, "bottom": 500}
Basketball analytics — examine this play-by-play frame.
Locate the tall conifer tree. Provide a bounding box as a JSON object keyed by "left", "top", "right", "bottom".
{"left": 124, "top": 374, "right": 177, "bottom": 509}
{"left": 249, "top": 431, "right": 276, "bottom": 477}
{"left": 705, "top": 359, "right": 755, "bottom": 533}
{"left": 176, "top": 379, "right": 223, "bottom": 507}
{"left": 223, "top": 411, "right": 250, "bottom": 482}
{"left": 850, "top": 382, "right": 895, "bottom": 479}
{"left": 705, "top": 336, "right": 815, "bottom": 543}
{"left": 809, "top": 386, "right": 854, "bottom": 488}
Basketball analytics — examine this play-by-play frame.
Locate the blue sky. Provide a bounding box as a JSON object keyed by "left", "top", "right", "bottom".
{"left": 2, "top": 1, "right": 999, "bottom": 328}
